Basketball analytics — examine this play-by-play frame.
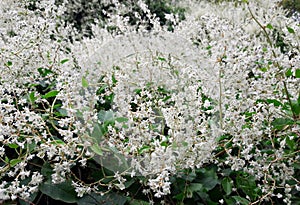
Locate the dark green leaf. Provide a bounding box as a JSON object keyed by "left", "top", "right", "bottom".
{"left": 157, "top": 57, "right": 166, "bottom": 61}
{"left": 291, "top": 100, "right": 300, "bottom": 115}
{"left": 293, "top": 162, "right": 300, "bottom": 170}
{"left": 8, "top": 143, "right": 19, "bottom": 149}
{"left": 60, "top": 59, "right": 69, "bottom": 64}
{"left": 77, "top": 192, "right": 126, "bottom": 205}
{"left": 37, "top": 67, "right": 53, "bottom": 77}
{"left": 6, "top": 61, "right": 12, "bottom": 66}
{"left": 271, "top": 118, "right": 294, "bottom": 130}
{"left": 112, "top": 74, "right": 117, "bottom": 84}
{"left": 19, "top": 191, "right": 38, "bottom": 205}
{"left": 28, "top": 92, "right": 37, "bottom": 103}
{"left": 10, "top": 159, "right": 22, "bottom": 167}
{"left": 266, "top": 99, "right": 283, "bottom": 107}
{"left": 266, "top": 23, "right": 273, "bottom": 29}
{"left": 189, "top": 183, "right": 203, "bottom": 192}
{"left": 41, "top": 162, "right": 54, "bottom": 178}
{"left": 286, "top": 136, "right": 296, "bottom": 150}
{"left": 296, "top": 69, "right": 300, "bottom": 78}
{"left": 39, "top": 180, "right": 78, "bottom": 203}
{"left": 42, "top": 90, "right": 59, "bottom": 99}
{"left": 196, "top": 167, "right": 219, "bottom": 191}
{"left": 134, "top": 88, "right": 142, "bottom": 94}
{"left": 138, "top": 145, "right": 151, "bottom": 154}
{"left": 259, "top": 67, "right": 268, "bottom": 72}
{"left": 160, "top": 141, "right": 168, "bottom": 147}
{"left": 286, "top": 68, "right": 293, "bottom": 77}
{"left": 232, "top": 196, "right": 250, "bottom": 205}
{"left": 236, "top": 175, "right": 259, "bottom": 200}
{"left": 224, "top": 197, "right": 235, "bottom": 205}
{"left": 128, "top": 199, "right": 150, "bottom": 205}
{"left": 287, "top": 27, "right": 295, "bottom": 33}
{"left": 221, "top": 177, "right": 232, "bottom": 196}
{"left": 26, "top": 142, "right": 37, "bottom": 152}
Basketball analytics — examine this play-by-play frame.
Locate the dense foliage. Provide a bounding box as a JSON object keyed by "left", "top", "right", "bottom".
{"left": 0, "top": 0, "right": 299, "bottom": 204}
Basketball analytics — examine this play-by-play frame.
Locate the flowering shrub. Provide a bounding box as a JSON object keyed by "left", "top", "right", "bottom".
{"left": 0, "top": 0, "right": 299, "bottom": 204}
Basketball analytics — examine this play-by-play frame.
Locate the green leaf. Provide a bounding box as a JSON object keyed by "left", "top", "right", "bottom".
{"left": 271, "top": 118, "right": 294, "bottom": 130}
{"left": 259, "top": 67, "right": 268, "bottom": 72}
{"left": 82, "top": 77, "right": 89, "bottom": 87}
{"left": 10, "top": 159, "right": 22, "bottom": 167}
{"left": 293, "top": 162, "right": 300, "bottom": 170}
{"left": 287, "top": 26, "right": 295, "bottom": 34}
{"left": 19, "top": 191, "right": 38, "bottom": 205}
{"left": 160, "top": 141, "right": 168, "bottom": 147}
{"left": 232, "top": 196, "right": 250, "bottom": 205}
{"left": 138, "top": 145, "right": 151, "bottom": 154}
{"left": 77, "top": 192, "right": 126, "bottom": 205}
{"left": 112, "top": 74, "right": 117, "bottom": 84}
{"left": 236, "top": 175, "right": 259, "bottom": 200}
{"left": 28, "top": 92, "right": 37, "bottom": 104}
{"left": 296, "top": 69, "right": 300, "bottom": 78}
{"left": 39, "top": 180, "right": 78, "bottom": 203}
{"left": 157, "top": 56, "right": 166, "bottom": 61}
{"left": 8, "top": 143, "right": 19, "bottom": 149}
{"left": 286, "top": 136, "right": 296, "bottom": 150}
{"left": 181, "top": 141, "right": 188, "bottom": 147}
{"left": 58, "top": 108, "right": 68, "bottom": 117}
{"left": 42, "top": 90, "right": 59, "bottom": 99}
{"left": 90, "top": 144, "right": 103, "bottom": 156}
{"left": 6, "top": 61, "right": 12, "bottom": 66}
{"left": 196, "top": 167, "right": 219, "bottom": 191}
{"left": 128, "top": 199, "right": 150, "bottom": 205}
{"left": 266, "top": 23, "right": 273, "bottom": 29}
{"left": 265, "top": 99, "right": 283, "bottom": 107}
{"left": 60, "top": 59, "right": 69, "bottom": 64}
{"left": 98, "top": 110, "right": 115, "bottom": 123}
{"left": 50, "top": 139, "right": 65, "bottom": 145}
{"left": 37, "top": 67, "right": 53, "bottom": 77}
{"left": 221, "top": 177, "right": 232, "bottom": 196}
{"left": 189, "top": 183, "right": 203, "bottom": 192}
{"left": 115, "top": 117, "right": 128, "bottom": 123}
{"left": 286, "top": 68, "right": 293, "bottom": 77}
{"left": 291, "top": 100, "right": 300, "bottom": 115}
{"left": 224, "top": 197, "right": 235, "bottom": 205}
{"left": 41, "top": 162, "right": 54, "bottom": 178}
{"left": 27, "top": 142, "right": 37, "bottom": 152}
{"left": 91, "top": 123, "right": 104, "bottom": 142}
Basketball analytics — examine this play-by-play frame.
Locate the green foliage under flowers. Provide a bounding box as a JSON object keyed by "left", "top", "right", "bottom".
{"left": 25, "top": 0, "right": 186, "bottom": 39}
{"left": 0, "top": 0, "right": 299, "bottom": 205}
{"left": 3, "top": 52, "right": 299, "bottom": 205}
{"left": 280, "top": 0, "right": 300, "bottom": 14}
{"left": 207, "top": 0, "right": 300, "bottom": 15}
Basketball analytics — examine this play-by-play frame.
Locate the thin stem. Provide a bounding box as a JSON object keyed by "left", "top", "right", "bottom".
{"left": 247, "top": 5, "right": 297, "bottom": 120}
{"left": 219, "top": 68, "right": 223, "bottom": 130}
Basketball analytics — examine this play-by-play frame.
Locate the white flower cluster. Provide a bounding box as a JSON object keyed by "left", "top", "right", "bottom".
{"left": 0, "top": 0, "right": 299, "bottom": 203}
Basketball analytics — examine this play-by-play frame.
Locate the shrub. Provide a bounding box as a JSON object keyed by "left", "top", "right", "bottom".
{"left": 0, "top": 0, "right": 299, "bottom": 204}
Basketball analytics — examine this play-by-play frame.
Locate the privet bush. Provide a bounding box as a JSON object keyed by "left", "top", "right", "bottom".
{"left": 0, "top": 0, "right": 299, "bottom": 204}
{"left": 25, "top": 0, "right": 185, "bottom": 40}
